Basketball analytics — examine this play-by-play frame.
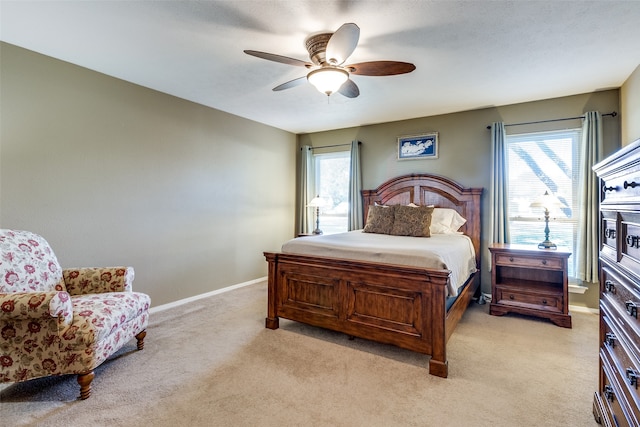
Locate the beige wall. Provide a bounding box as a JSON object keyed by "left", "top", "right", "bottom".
{"left": 300, "top": 90, "right": 621, "bottom": 309}
{"left": 0, "top": 42, "right": 297, "bottom": 307}
{"left": 621, "top": 63, "right": 640, "bottom": 146}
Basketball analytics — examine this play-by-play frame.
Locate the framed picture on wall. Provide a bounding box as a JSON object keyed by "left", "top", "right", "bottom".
{"left": 397, "top": 132, "right": 438, "bottom": 160}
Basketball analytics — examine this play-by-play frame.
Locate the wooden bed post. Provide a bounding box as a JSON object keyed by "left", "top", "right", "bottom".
{"left": 264, "top": 252, "right": 279, "bottom": 329}
{"left": 428, "top": 278, "right": 448, "bottom": 378}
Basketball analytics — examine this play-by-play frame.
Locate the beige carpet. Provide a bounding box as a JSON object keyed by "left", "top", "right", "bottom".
{"left": 1, "top": 282, "right": 598, "bottom": 426}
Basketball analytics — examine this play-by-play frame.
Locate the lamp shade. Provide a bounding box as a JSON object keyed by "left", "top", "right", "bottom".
{"left": 530, "top": 191, "right": 562, "bottom": 211}
{"left": 307, "top": 68, "right": 349, "bottom": 95}
{"left": 307, "top": 196, "right": 325, "bottom": 208}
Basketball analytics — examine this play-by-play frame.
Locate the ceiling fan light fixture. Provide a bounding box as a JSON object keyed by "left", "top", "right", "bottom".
{"left": 307, "top": 68, "right": 348, "bottom": 96}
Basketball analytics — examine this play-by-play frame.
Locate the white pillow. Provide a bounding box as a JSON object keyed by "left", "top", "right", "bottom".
{"left": 430, "top": 208, "right": 467, "bottom": 234}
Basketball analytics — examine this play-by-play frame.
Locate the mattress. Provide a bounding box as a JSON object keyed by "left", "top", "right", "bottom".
{"left": 281, "top": 230, "right": 477, "bottom": 297}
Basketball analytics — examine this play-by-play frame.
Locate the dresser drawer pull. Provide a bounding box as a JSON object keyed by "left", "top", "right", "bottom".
{"left": 509, "top": 257, "right": 514, "bottom": 262}
{"left": 626, "top": 368, "right": 640, "bottom": 389}
{"left": 604, "top": 280, "right": 616, "bottom": 294}
{"left": 542, "top": 299, "right": 548, "bottom": 305}
{"left": 509, "top": 294, "right": 515, "bottom": 300}
{"left": 541, "top": 260, "right": 547, "bottom": 265}
{"left": 624, "top": 180, "right": 639, "bottom": 189}
{"left": 604, "top": 385, "right": 615, "bottom": 402}
{"left": 605, "top": 332, "right": 617, "bottom": 347}
{"left": 603, "top": 184, "right": 616, "bottom": 193}
{"left": 604, "top": 228, "right": 616, "bottom": 239}
{"left": 626, "top": 300, "right": 638, "bottom": 318}
{"left": 627, "top": 235, "right": 640, "bottom": 248}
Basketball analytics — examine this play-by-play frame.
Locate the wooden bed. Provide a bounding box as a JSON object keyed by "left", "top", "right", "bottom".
{"left": 264, "top": 174, "right": 483, "bottom": 377}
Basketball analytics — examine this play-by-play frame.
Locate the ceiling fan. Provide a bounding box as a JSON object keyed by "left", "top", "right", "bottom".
{"left": 244, "top": 23, "right": 416, "bottom": 98}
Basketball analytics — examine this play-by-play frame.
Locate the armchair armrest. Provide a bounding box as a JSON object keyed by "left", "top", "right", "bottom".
{"left": 0, "top": 291, "right": 73, "bottom": 323}
{"left": 63, "top": 267, "right": 135, "bottom": 295}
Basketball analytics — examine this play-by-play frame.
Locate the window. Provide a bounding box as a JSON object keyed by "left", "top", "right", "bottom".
{"left": 314, "top": 150, "right": 350, "bottom": 235}
{"left": 506, "top": 129, "right": 581, "bottom": 277}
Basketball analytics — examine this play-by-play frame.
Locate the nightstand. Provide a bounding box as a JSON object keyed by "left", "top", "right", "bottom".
{"left": 489, "top": 243, "right": 572, "bottom": 328}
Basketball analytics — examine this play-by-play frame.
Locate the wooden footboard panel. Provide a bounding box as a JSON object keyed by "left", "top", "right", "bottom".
{"left": 265, "top": 252, "right": 473, "bottom": 378}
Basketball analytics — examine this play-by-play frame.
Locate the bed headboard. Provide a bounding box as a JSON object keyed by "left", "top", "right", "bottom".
{"left": 361, "top": 173, "right": 483, "bottom": 268}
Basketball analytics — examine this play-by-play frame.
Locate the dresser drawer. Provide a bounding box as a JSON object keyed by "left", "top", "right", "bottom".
{"left": 601, "top": 171, "right": 640, "bottom": 205}
{"left": 602, "top": 314, "right": 640, "bottom": 412}
{"left": 601, "top": 210, "right": 619, "bottom": 263}
{"left": 600, "top": 347, "right": 640, "bottom": 426}
{"left": 620, "top": 211, "right": 640, "bottom": 279}
{"left": 601, "top": 264, "right": 640, "bottom": 351}
{"left": 494, "top": 284, "right": 562, "bottom": 313}
{"left": 494, "top": 253, "right": 563, "bottom": 270}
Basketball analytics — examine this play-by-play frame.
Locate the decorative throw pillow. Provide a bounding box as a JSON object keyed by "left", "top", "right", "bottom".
{"left": 363, "top": 205, "right": 396, "bottom": 234}
{"left": 391, "top": 205, "right": 434, "bottom": 237}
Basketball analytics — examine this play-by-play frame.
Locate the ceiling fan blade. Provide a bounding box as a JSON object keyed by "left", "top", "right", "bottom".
{"left": 244, "top": 50, "right": 313, "bottom": 68}
{"left": 326, "top": 23, "right": 360, "bottom": 65}
{"left": 338, "top": 79, "right": 359, "bottom": 98}
{"left": 347, "top": 61, "right": 416, "bottom": 76}
{"left": 273, "top": 76, "right": 307, "bottom": 91}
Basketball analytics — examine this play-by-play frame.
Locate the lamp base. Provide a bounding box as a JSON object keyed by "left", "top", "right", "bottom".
{"left": 313, "top": 229, "right": 323, "bottom": 235}
{"left": 538, "top": 240, "right": 557, "bottom": 250}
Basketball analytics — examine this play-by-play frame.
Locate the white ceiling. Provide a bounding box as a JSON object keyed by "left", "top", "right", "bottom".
{"left": 1, "top": 1, "right": 639, "bottom": 134}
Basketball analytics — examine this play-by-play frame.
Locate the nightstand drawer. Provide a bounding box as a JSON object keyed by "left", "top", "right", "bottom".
{"left": 494, "top": 253, "right": 563, "bottom": 270}
{"left": 494, "top": 285, "right": 562, "bottom": 313}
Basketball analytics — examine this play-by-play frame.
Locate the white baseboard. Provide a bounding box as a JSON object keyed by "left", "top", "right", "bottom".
{"left": 569, "top": 304, "right": 599, "bottom": 315}
{"left": 149, "top": 276, "right": 267, "bottom": 314}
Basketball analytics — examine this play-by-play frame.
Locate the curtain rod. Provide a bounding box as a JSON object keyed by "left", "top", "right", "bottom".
{"left": 302, "top": 141, "right": 361, "bottom": 150}
{"left": 485, "top": 111, "right": 617, "bottom": 130}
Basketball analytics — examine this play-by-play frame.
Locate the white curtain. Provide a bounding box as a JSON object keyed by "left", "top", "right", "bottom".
{"left": 298, "top": 145, "right": 314, "bottom": 234}
{"left": 575, "top": 111, "right": 602, "bottom": 283}
{"left": 348, "top": 140, "right": 363, "bottom": 230}
{"left": 490, "top": 122, "right": 510, "bottom": 243}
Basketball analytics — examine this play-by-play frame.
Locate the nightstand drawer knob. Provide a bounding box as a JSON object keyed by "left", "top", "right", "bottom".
{"left": 541, "top": 260, "right": 547, "bottom": 265}
{"left": 605, "top": 332, "right": 617, "bottom": 347}
{"left": 509, "top": 257, "right": 514, "bottom": 262}
{"left": 604, "top": 280, "right": 616, "bottom": 293}
{"left": 604, "top": 385, "right": 615, "bottom": 402}
{"left": 626, "top": 300, "right": 638, "bottom": 318}
{"left": 542, "top": 299, "right": 547, "bottom": 305}
{"left": 626, "top": 368, "right": 639, "bottom": 389}
{"left": 509, "top": 294, "right": 514, "bottom": 300}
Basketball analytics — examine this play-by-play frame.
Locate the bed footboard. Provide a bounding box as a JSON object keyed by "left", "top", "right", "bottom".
{"left": 265, "top": 251, "right": 465, "bottom": 378}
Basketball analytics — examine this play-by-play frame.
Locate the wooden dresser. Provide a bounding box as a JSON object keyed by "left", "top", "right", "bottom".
{"left": 593, "top": 138, "right": 640, "bottom": 426}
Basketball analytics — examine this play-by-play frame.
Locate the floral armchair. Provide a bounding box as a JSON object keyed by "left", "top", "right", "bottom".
{"left": 0, "top": 229, "right": 150, "bottom": 399}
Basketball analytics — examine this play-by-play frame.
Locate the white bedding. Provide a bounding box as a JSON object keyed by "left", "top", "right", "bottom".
{"left": 281, "top": 230, "right": 477, "bottom": 297}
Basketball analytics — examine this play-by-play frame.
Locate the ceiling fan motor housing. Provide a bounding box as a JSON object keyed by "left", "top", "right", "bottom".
{"left": 305, "top": 33, "right": 333, "bottom": 65}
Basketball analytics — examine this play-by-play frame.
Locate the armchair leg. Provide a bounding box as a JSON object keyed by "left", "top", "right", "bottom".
{"left": 135, "top": 330, "right": 147, "bottom": 350}
{"left": 77, "top": 371, "right": 95, "bottom": 400}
